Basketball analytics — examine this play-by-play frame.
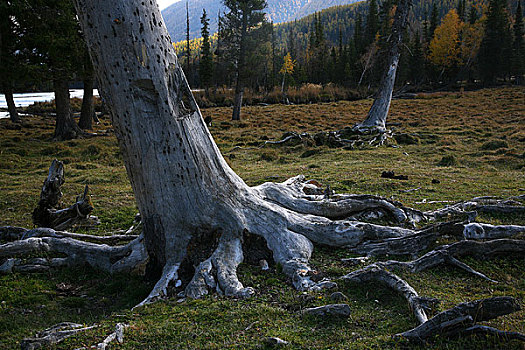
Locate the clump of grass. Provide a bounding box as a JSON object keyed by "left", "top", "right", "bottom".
{"left": 300, "top": 149, "right": 320, "bottom": 158}
{"left": 437, "top": 154, "right": 458, "bottom": 166}
{"left": 481, "top": 140, "right": 508, "bottom": 150}
{"left": 259, "top": 150, "right": 278, "bottom": 162}
{"left": 83, "top": 144, "right": 100, "bottom": 156}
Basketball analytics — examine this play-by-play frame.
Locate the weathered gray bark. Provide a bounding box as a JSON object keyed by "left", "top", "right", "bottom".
{"left": 79, "top": 52, "right": 95, "bottom": 130}
{"left": 3, "top": 87, "right": 20, "bottom": 123}
{"left": 355, "top": 0, "right": 412, "bottom": 133}
{"left": 53, "top": 79, "right": 82, "bottom": 140}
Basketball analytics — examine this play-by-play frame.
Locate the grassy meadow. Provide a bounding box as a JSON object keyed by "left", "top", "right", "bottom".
{"left": 0, "top": 87, "right": 524, "bottom": 349}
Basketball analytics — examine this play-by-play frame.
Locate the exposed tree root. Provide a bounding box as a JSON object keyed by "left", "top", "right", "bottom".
{"left": 346, "top": 221, "right": 465, "bottom": 257}
{"left": 21, "top": 322, "right": 97, "bottom": 350}
{"left": 0, "top": 226, "right": 138, "bottom": 244}
{"left": 253, "top": 127, "right": 395, "bottom": 151}
{"left": 254, "top": 175, "right": 424, "bottom": 226}
{"left": 342, "top": 264, "right": 434, "bottom": 324}
{"left": 0, "top": 227, "right": 147, "bottom": 274}
{"left": 95, "top": 323, "right": 128, "bottom": 350}
{"left": 184, "top": 236, "right": 255, "bottom": 299}
{"left": 376, "top": 239, "right": 525, "bottom": 281}
{"left": 461, "top": 325, "right": 525, "bottom": 342}
{"left": 425, "top": 196, "right": 525, "bottom": 222}
{"left": 397, "top": 297, "right": 522, "bottom": 342}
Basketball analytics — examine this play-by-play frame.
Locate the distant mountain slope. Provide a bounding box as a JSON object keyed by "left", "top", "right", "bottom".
{"left": 161, "top": 0, "right": 361, "bottom": 42}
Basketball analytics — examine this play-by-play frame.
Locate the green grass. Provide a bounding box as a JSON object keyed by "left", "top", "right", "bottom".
{"left": 0, "top": 87, "right": 524, "bottom": 349}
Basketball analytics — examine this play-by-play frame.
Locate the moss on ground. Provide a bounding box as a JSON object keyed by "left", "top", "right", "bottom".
{"left": 0, "top": 87, "right": 523, "bottom": 349}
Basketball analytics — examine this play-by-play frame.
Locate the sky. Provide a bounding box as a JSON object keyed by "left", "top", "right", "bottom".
{"left": 157, "top": 0, "right": 180, "bottom": 10}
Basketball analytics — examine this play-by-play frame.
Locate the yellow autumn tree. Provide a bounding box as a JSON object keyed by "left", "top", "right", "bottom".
{"left": 460, "top": 17, "right": 485, "bottom": 67}
{"left": 280, "top": 52, "right": 296, "bottom": 98}
{"left": 428, "top": 9, "right": 464, "bottom": 70}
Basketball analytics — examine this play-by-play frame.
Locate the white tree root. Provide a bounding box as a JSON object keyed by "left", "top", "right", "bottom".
{"left": 342, "top": 264, "right": 432, "bottom": 324}
{"left": 21, "top": 322, "right": 97, "bottom": 350}
{"left": 397, "top": 297, "right": 523, "bottom": 342}
{"left": 375, "top": 239, "right": 525, "bottom": 283}
{"left": 425, "top": 196, "right": 525, "bottom": 222}
{"left": 1, "top": 226, "right": 138, "bottom": 244}
{"left": 3, "top": 175, "right": 525, "bottom": 345}
{"left": 95, "top": 323, "right": 128, "bottom": 350}
{"left": 184, "top": 236, "right": 255, "bottom": 299}
{"left": 0, "top": 227, "right": 147, "bottom": 274}
{"left": 254, "top": 175, "right": 424, "bottom": 226}
{"left": 134, "top": 262, "right": 181, "bottom": 308}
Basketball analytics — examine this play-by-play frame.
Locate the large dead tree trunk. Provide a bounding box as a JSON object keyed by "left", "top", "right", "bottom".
{"left": 69, "top": 0, "right": 429, "bottom": 305}
{"left": 53, "top": 79, "right": 82, "bottom": 140}
{"left": 355, "top": 0, "right": 412, "bottom": 133}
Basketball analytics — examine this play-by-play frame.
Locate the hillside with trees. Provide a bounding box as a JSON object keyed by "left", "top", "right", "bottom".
{"left": 173, "top": 0, "right": 523, "bottom": 102}
{"left": 161, "top": 0, "right": 362, "bottom": 42}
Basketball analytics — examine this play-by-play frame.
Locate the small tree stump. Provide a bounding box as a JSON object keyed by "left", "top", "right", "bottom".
{"left": 32, "top": 159, "right": 96, "bottom": 230}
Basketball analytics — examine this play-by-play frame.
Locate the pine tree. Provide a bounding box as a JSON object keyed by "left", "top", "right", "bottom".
{"left": 354, "top": 13, "right": 364, "bottom": 54}
{"left": 479, "top": 0, "right": 512, "bottom": 83}
{"left": 456, "top": 0, "right": 466, "bottom": 22}
{"left": 222, "top": 0, "right": 268, "bottom": 120}
{"left": 366, "top": 0, "right": 379, "bottom": 46}
{"left": 199, "top": 9, "right": 213, "bottom": 90}
{"left": 512, "top": 0, "right": 524, "bottom": 83}
{"left": 410, "top": 30, "right": 425, "bottom": 83}
{"left": 469, "top": 4, "right": 478, "bottom": 24}
{"left": 429, "top": 3, "right": 439, "bottom": 39}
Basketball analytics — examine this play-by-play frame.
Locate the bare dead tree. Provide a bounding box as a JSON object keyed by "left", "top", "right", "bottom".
{"left": 354, "top": 0, "right": 412, "bottom": 133}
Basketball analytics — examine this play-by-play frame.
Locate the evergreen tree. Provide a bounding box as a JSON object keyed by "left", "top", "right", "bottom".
{"left": 199, "top": 9, "right": 213, "bottom": 90}
{"left": 354, "top": 13, "right": 364, "bottom": 54}
{"left": 512, "top": 0, "right": 524, "bottom": 83}
{"left": 222, "top": 0, "right": 268, "bottom": 120}
{"left": 16, "top": 0, "right": 84, "bottom": 139}
{"left": 423, "top": 11, "right": 431, "bottom": 44}
{"left": 410, "top": 31, "right": 425, "bottom": 84}
{"left": 456, "top": 0, "right": 466, "bottom": 22}
{"left": 429, "top": 3, "right": 439, "bottom": 39}
{"left": 0, "top": 0, "right": 23, "bottom": 122}
{"left": 366, "top": 0, "right": 379, "bottom": 46}
{"left": 479, "top": 0, "right": 512, "bottom": 83}
{"left": 469, "top": 4, "right": 478, "bottom": 24}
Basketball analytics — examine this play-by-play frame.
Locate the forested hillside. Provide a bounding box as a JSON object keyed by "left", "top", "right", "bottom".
{"left": 174, "top": 0, "right": 523, "bottom": 103}
{"left": 161, "top": 0, "right": 362, "bottom": 42}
